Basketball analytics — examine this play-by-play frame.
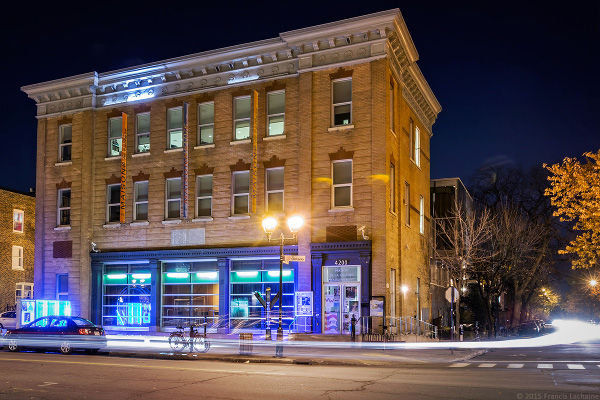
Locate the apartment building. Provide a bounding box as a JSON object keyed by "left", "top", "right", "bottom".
{"left": 22, "top": 9, "right": 441, "bottom": 333}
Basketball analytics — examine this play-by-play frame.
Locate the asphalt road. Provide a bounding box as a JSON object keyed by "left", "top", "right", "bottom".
{"left": 0, "top": 343, "right": 598, "bottom": 399}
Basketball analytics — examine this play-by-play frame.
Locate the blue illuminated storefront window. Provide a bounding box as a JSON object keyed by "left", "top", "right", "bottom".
{"left": 102, "top": 264, "right": 151, "bottom": 327}
{"left": 229, "top": 259, "right": 294, "bottom": 331}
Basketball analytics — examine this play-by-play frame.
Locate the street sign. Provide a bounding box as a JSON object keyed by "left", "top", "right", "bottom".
{"left": 445, "top": 287, "right": 460, "bottom": 303}
{"left": 283, "top": 255, "right": 306, "bottom": 264}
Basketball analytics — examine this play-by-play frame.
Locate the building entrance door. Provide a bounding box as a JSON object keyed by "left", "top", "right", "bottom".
{"left": 323, "top": 283, "right": 360, "bottom": 334}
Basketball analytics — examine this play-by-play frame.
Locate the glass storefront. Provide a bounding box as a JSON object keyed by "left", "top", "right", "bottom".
{"left": 229, "top": 259, "right": 294, "bottom": 331}
{"left": 323, "top": 265, "right": 360, "bottom": 334}
{"left": 102, "top": 264, "right": 152, "bottom": 327}
{"left": 161, "top": 261, "right": 219, "bottom": 327}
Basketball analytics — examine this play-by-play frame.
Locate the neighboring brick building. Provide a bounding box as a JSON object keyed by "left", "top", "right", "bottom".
{"left": 22, "top": 9, "right": 441, "bottom": 333}
{"left": 0, "top": 188, "right": 35, "bottom": 311}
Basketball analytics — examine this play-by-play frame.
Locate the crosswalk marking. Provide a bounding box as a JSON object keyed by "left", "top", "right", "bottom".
{"left": 537, "top": 364, "right": 553, "bottom": 369}
{"left": 478, "top": 363, "right": 496, "bottom": 368}
{"left": 507, "top": 364, "right": 524, "bottom": 369}
{"left": 449, "top": 363, "right": 469, "bottom": 368}
{"left": 567, "top": 364, "right": 585, "bottom": 370}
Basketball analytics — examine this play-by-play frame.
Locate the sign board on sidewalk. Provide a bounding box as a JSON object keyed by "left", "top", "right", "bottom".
{"left": 445, "top": 287, "right": 460, "bottom": 303}
{"left": 283, "top": 255, "right": 305, "bottom": 264}
{"left": 295, "top": 291, "right": 313, "bottom": 316}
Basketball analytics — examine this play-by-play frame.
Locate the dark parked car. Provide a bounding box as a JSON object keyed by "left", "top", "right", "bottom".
{"left": 3, "top": 316, "right": 106, "bottom": 354}
{"left": 517, "top": 320, "right": 541, "bottom": 336}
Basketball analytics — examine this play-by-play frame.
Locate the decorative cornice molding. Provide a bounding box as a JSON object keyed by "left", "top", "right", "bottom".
{"left": 164, "top": 167, "right": 183, "bottom": 179}
{"left": 230, "top": 159, "right": 251, "bottom": 172}
{"left": 194, "top": 163, "right": 214, "bottom": 176}
{"left": 329, "top": 147, "right": 354, "bottom": 161}
{"left": 56, "top": 179, "right": 71, "bottom": 190}
{"left": 263, "top": 155, "right": 286, "bottom": 169}
{"left": 105, "top": 174, "right": 120, "bottom": 185}
{"left": 132, "top": 171, "right": 150, "bottom": 182}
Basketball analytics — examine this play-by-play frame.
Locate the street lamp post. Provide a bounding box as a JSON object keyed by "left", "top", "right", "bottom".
{"left": 262, "top": 214, "right": 304, "bottom": 357}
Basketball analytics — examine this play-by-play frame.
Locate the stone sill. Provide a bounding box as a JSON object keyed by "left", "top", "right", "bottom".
{"left": 103, "top": 223, "right": 121, "bottom": 228}
{"left": 130, "top": 221, "right": 149, "bottom": 226}
{"left": 230, "top": 139, "right": 251, "bottom": 145}
{"left": 192, "top": 217, "right": 214, "bottom": 222}
{"left": 328, "top": 124, "right": 354, "bottom": 132}
{"left": 263, "top": 134, "right": 286, "bottom": 141}
{"left": 54, "top": 226, "right": 71, "bottom": 231}
{"left": 328, "top": 207, "right": 354, "bottom": 213}
{"left": 228, "top": 215, "right": 251, "bottom": 220}
{"left": 132, "top": 152, "right": 151, "bottom": 158}
{"left": 162, "top": 219, "right": 182, "bottom": 225}
{"left": 194, "top": 144, "right": 215, "bottom": 149}
{"left": 104, "top": 156, "right": 120, "bottom": 161}
{"left": 164, "top": 148, "right": 183, "bottom": 153}
{"left": 55, "top": 161, "right": 72, "bottom": 167}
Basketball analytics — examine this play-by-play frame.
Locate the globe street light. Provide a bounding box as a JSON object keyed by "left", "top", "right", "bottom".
{"left": 262, "top": 213, "right": 304, "bottom": 357}
{"left": 591, "top": 279, "right": 598, "bottom": 287}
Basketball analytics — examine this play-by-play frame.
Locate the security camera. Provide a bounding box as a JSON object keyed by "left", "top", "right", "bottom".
{"left": 91, "top": 242, "right": 99, "bottom": 253}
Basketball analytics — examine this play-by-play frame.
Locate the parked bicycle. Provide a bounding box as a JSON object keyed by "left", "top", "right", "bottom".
{"left": 168, "top": 321, "right": 210, "bottom": 353}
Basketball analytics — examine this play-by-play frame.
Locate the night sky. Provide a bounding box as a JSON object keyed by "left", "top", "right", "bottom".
{"left": 2, "top": 1, "right": 597, "bottom": 193}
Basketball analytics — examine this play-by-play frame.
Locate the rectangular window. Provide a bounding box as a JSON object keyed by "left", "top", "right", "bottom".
{"left": 266, "top": 167, "right": 284, "bottom": 213}
{"left": 390, "top": 163, "right": 396, "bottom": 213}
{"left": 58, "top": 124, "right": 72, "bottom": 162}
{"left": 167, "top": 107, "right": 183, "bottom": 149}
{"left": 103, "top": 264, "right": 152, "bottom": 327}
{"left": 196, "top": 175, "right": 213, "bottom": 217}
{"left": 267, "top": 91, "right": 285, "bottom": 136}
{"left": 409, "top": 119, "right": 415, "bottom": 160}
{"left": 232, "top": 171, "right": 249, "bottom": 214}
{"left": 414, "top": 126, "right": 421, "bottom": 167}
{"left": 106, "top": 184, "right": 121, "bottom": 223}
{"left": 165, "top": 178, "right": 181, "bottom": 219}
{"left": 13, "top": 209, "right": 24, "bottom": 233}
{"left": 57, "top": 274, "right": 68, "bottom": 300}
{"left": 198, "top": 102, "right": 214, "bottom": 145}
{"left": 136, "top": 113, "right": 150, "bottom": 153}
{"left": 420, "top": 195, "right": 425, "bottom": 234}
{"left": 233, "top": 96, "right": 251, "bottom": 140}
{"left": 108, "top": 117, "right": 122, "bottom": 157}
{"left": 332, "top": 160, "right": 352, "bottom": 208}
{"left": 390, "top": 80, "right": 395, "bottom": 133}
{"left": 12, "top": 246, "right": 23, "bottom": 270}
{"left": 405, "top": 182, "right": 410, "bottom": 226}
{"left": 332, "top": 79, "right": 352, "bottom": 126}
{"left": 57, "top": 189, "right": 71, "bottom": 226}
{"left": 134, "top": 181, "right": 149, "bottom": 221}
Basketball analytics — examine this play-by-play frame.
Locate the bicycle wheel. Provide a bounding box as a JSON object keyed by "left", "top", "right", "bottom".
{"left": 193, "top": 336, "right": 210, "bottom": 353}
{"left": 169, "top": 334, "right": 185, "bottom": 352}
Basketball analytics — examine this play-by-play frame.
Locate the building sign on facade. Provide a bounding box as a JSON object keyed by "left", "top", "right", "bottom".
{"left": 182, "top": 102, "right": 189, "bottom": 219}
{"left": 171, "top": 228, "right": 205, "bottom": 246}
{"left": 295, "top": 291, "right": 313, "bottom": 316}
{"left": 250, "top": 90, "right": 258, "bottom": 214}
{"left": 119, "top": 112, "right": 128, "bottom": 224}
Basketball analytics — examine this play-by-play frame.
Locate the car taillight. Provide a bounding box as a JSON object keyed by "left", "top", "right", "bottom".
{"left": 79, "top": 328, "right": 93, "bottom": 335}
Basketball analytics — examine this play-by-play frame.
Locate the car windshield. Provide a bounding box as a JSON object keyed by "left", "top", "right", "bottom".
{"left": 71, "top": 317, "right": 95, "bottom": 327}
{"left": 51, "top": 319, "right": 68, "bottom": 327}
{"left": 29, "top": 317, "right": 52, "bottom": 328}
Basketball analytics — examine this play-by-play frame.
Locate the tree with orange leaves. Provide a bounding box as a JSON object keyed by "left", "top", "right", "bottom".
{"left": 544, "top": 150, "right": 600, "bottom": 269}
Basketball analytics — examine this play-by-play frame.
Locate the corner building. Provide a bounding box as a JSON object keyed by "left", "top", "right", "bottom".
{"left": 23, "top": 9, "right": 441, "bottom": 334}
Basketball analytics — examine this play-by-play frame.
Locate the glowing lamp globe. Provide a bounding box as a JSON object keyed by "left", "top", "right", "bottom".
{"left": 262, "top": 216, "right": 278, "bottom": 234}
{"left": 287, "top": 215, "right": 304, "bottom": 233}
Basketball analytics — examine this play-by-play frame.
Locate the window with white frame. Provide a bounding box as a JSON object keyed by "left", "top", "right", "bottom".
{"left": 266, "top": 167, "right": 284, "bottom": 212}
{"left": 134, "top": 181, "right": 149, "bottom": 221}
{"left": 12, "top": 246, "right": 23, "bottom": 270}
{"left": 196, "top": 175, "right": 213, "bottom": 217}
{"left": 390, "top": 163, "right": 396, "bottom": 213}
{"left": 198, "top": 102, "right": 214, "bottom": 145}
{"left": 233, "top": 97, "right": 251, "bottom": 140}
{"left": 405, "top": 182, "right": 410, "bottom": 226}
{"left": 332, "top": 79, "right": 352, "bottom": 126}
{"left": 108, "top": 117, "right": 122, "bottom": 157}
{"left": 57, "top": 189, "right": 71, "bottom": 226}
{"left": 232, "top": 171, "right": 249, "bottom": 214}
{"left": 389, "top": 80, "right": 395, "bottom": 132}
{"left": 136, "top": 113, "right": 150, "bottom": 153}
{"left": 167, "top": 107, "right": 183, "bottom": 149}
{"left": 58, "top": 124, "right": 72, "bottom": 162}
{"left": 106, "top": 184, "right": 121, "bottom": 223}
{"left": 414, "top": 126, "right": 421, "bottom": 167}
{"left": 419, "top": 195, "right": 425, "bottom": 234}
{"left": 13, "top": 209, "right": 24, "bottom": 233}
{"left": 165, "top": 178, "right": 181, "bottom": 219}
{"left": 409, "top": 119, "right": 415, "bottom": 160}
{"left": 267, "top": 91, "right": 285, "bottom": 136}
{"left": 332, "top": 160, "right": 352, "bottom": 208}
{"left": 57, "top": 274, "right": 68, "bottom": 300}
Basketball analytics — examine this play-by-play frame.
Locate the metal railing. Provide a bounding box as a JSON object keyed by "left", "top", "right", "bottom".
{"left": 357, "top": 316, "right": 437, "bottom": 340}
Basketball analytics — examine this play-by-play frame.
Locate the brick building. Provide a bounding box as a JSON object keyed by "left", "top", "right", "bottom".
{"left": 22, "top": 9, "right": 441, "bottom": 333}
{"left": 0, "top": 188, "right": 35, "bottom": 311}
